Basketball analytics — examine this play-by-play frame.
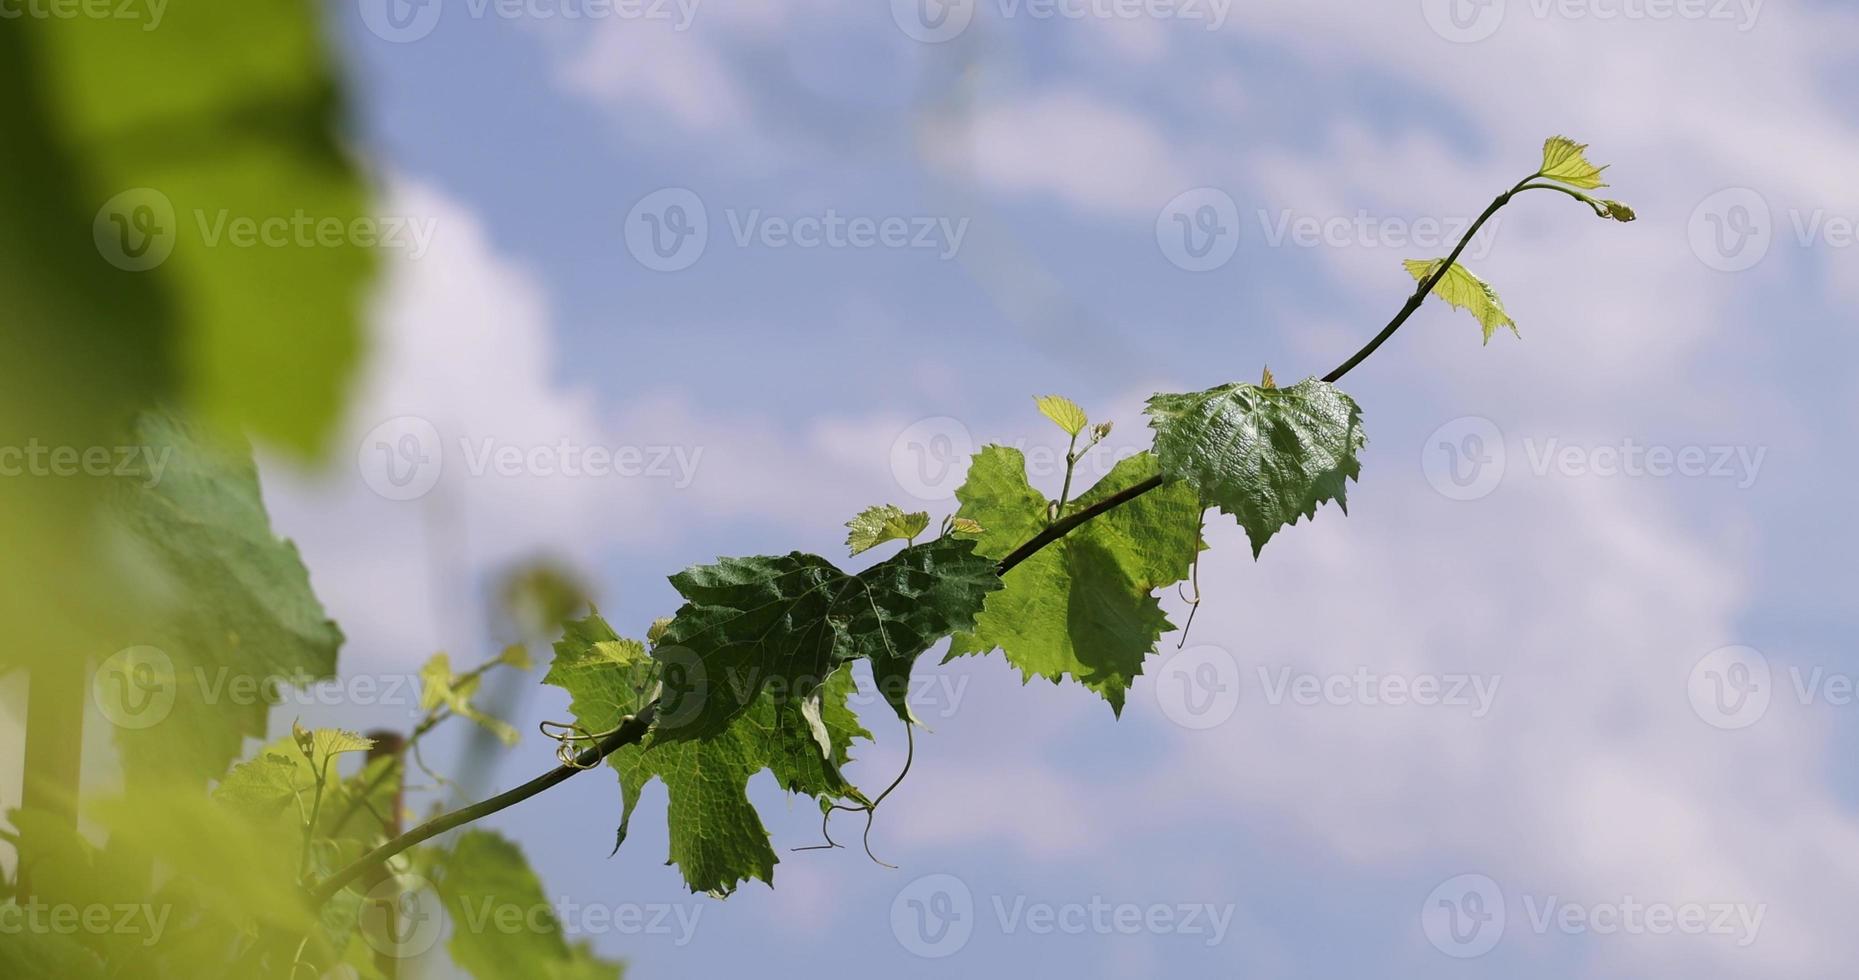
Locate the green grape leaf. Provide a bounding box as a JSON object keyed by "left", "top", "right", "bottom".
{"left": 292, "top": 722, "right": 375, "bottom": 764}
{"left": 1034, "top": 394, "right": 1090, "bottom": 436}
{"left": 213, "top": 733, "right": 392, "bottom": 849}
{"left": 107, "top": 411, "right": 345, "bottom": 786}
{"left": 210, "top": 751, "right": 302, "bottom": 822}
{"left": 948, "top": 449, "right": 1202, "bottom": 710}
{"left": 1146, "top": 378, "right": 1366, "bottom": 557}
{"left": 419, "top": 652, "right": 522, "bottom": 746}
{"left": 92, "top": 786, "right": 313, "bottom": 936}
{"left": 654, "top": 538, "right": 1000, "bottom": 735}
{"left": 1538, "top": 135, "right": 1609, "bottom": 189}
{"left": 545, "top": 614, "right": 870, "bottom": 896}
{"left": 0, "top": 929, "right": 109, "bottom": 980}
{"left": 844, "top": 504, "right": 932, "bottom": 556}
{"left": 1403, "top": 258, "right": 1518, "bottom": 343}
{"left": 434, "top": 830, "right": 625, "bottom": 980}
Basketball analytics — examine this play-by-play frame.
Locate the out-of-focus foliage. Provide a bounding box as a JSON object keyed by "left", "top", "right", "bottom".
{"left": 0, "top": 0, "right": 374, "bottom": 669}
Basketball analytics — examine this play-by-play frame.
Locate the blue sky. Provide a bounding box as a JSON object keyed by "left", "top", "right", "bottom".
{"left": 229, "top": 1, "right": 1859, "bottom": 976}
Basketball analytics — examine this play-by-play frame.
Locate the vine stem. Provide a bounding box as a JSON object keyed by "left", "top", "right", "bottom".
{"left": 1319, "top": 176, "right": 1531, "bottom": 384}
{"left": 308, "top": 703, "right": 656, "bottom": 905}
{"left": 310, "top": 171, "right": 1559, "bottom": 909}
{"left": 1006, "top": 173, "right": 1551, "bottom": 572}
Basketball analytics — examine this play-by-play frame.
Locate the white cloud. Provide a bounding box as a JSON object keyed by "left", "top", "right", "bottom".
{"left": 260, "top": 182, "right": 917, "bottom": 673}
{"left": 922, "top": 89, "right": 1192, "bottom": 218}
{"left": 1131, "top": 469, "right": 1859, "bottom": 974}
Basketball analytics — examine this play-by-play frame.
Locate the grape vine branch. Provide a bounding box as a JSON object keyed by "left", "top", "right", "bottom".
{"left": 308, "top": 139, "right": 1633, "bottom": 909}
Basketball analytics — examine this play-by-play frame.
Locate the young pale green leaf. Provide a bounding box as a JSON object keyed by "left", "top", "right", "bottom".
{"left": 948, "top": 517, "right": 985, "bottom": 536}
{"left": 292, "top": 723, "right": 374, "bottom": 764}
{"left": 948, "top": 449, "right": 1202, "bottom": 711}
{"left": 497, "top": 643, "right": 535, "bottom": 670}
{"left": 654, "top": 537, "right": 1000, "bottom": 736}
{"left": 1403, "top": 258, "right": 1518, "bottom": 343}
{"left": 1538, "top": 135, "right": 1609, "bottom": 189}
{"left": 210, "top": 752, "right": 302, "bottom": 822}
{"left": 1034, "top": 394, "right": 1091, "bottom": 436}
{"left": 545, "top": 614, "right": 870, "bottom": 896}
{"left": 418, "top": 652, "right": 521, "bottom": 746}
{"left": 844, "top": 504, "right": 932, "bottom": 556}
{"left": 1594, "top": 199, "right": 1637, "bottom": 222}
{"left": 1146, "top": 378, "right": 1366, "bottom": 557}
{"left": 433, "top": 831, "right": 624, "bottom": 980}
